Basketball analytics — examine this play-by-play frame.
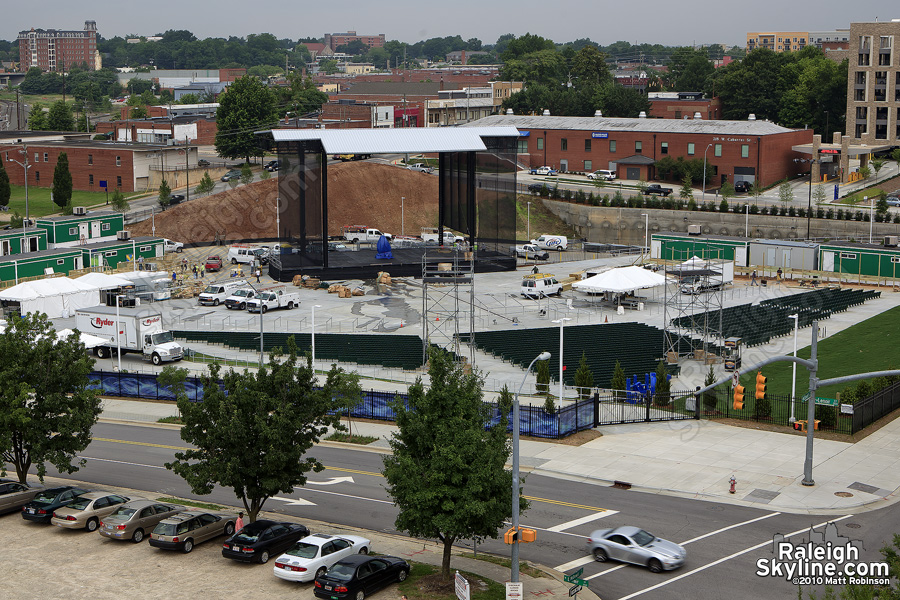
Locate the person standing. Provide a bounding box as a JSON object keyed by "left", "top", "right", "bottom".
{"left": 235, "top": 511, "right": 245, "bottom": 533}
{"left": 750, "top": 270, "right": 758, "bottom": 286}
{"left": 255, "top": 268, "right": 261, "bottom": 283}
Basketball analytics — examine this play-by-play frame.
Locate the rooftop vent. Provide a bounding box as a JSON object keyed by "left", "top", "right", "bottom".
{"left": 542, "top": 109, "right": 550, "bottom": 116}
{"left": 748, "top": 114, "right": 756, "bottom": 121}
{"left": 594, "top": 110, "right": 602, "bottom": 117}
{"left": 638, "top": 111, "right": 647, "bottom": 119}
{"left": 506, "top": 108, "right": 513, "bottom": 115}
{"left": 693, "top": 112, "right": 702, "bottom": 119}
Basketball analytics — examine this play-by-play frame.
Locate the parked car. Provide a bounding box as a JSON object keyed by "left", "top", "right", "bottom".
{"left": 51, "top": 491, "right": 132, "bottom": 532}
{"left": 887, "top": 198, "right": 900, "bottom": 207}
{"left": 163, "top": 238, "right": 184, "bottom": 254}
{"left": 221, "top": 169, "right": 242, "bottom": 182}
{"left": 264, "top": 160, "right": 280, "bottom": 172}
{"left": 168, "top": 194, "right": 185, "bottom": 205}
{"left": 224, "top": 287, "right": 257, "bottom": 310}
{"left": 21, "top": 486, "right": 90, "bottom": 523}
{"left": 643, "top": 184, "right": 673, "bottom": 196}
{"left": 588, "top": 526, "right": 686, "bottom": 573}
{"left": 222, "top": 520, "right": 310, "bottom": 564}
{"left": 149, "top": 510, "right": 237, "bottom": 553}
{"left": 205, "top": 255, "right": 224, "bottom": 272}
{"left": 587, "top": 169, "right": 615, "bottom": 181}
{"left": 197, "top": 159, "right": 210, "bottom": 167}
{"left": 529, "top": 166, "right": 558, "bottom": 176}
{"left": 527, "top": 183, "right": 545, "bottom": 194}
{"left": 313, "top": 555, "right": 410, "bottom": 600}
{"left": 0, "top": 479, "right": 43, "bottom": 515}
{"left": 274, "top": 533, "right": 371, "bottom": 583}
{"left": 406, "top": 163, "right": 434, "bottom": 174}
{"left": 98, "top": 499, "right": 186, "bottom": 543}
{"left": 734, "top": 181, "right": 752, "bottom": 193}
{"left": 521, "top": 273, "right": 562, "bottom": 299}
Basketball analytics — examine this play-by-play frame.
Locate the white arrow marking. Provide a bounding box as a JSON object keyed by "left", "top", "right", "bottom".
{"left": 271, "top": 496, "right": 317, "bottom": 507}
{"left": 307, "top": 476, "right": 355, "bottom": 486}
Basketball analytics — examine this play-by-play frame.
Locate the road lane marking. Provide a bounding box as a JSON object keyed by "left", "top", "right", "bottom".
{"left": 616, "top": 515, "right": 853, "bottom": 600}
{"left": 554, "top": 556, "right": 597, "bottom": 572}
{"left": 79, "top": 456, "right": 167, "bottom": 470}
{"left": 272, "top": 496, "right": 317, "bottom": 506}
{"left": 547, "top": 510, "right": 619, "bottom": 533}
{"left": 523, "top": 495, "right": 611, "bottom": 512}
{"left": 680, "top": 511, "right": 781, "bottom": 545}
{"left": 94, "top": 437, "right": 187, "bottom": 451}
{"left": 586, "top": 565, "right": 627, "bottom": 579}
{"left": 294, "top": 487, "right": 395, "bottom": 506}
{"left": 308, "top": 476, "right": 355, "bottom": 486}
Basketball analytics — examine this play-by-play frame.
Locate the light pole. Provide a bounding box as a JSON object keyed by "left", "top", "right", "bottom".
{"left": 6, "top": 144, "right": 31, "bottom": 231}
{"left": 551, "top": 318, "right": 571, "bottom": 403}
{"left": 745, "top": 204, "right": 750, "bottom": 239}
{"left": 275, "top": 196, "right": 280, "bottom": 239}
{"left": 526, "top": 201, "right": 532, "bottom": 242}
{"left": 868, "top": 196, "right": 873, "bottom": 244}
{"left": 702, "top": 144, "right": 713, "bottom": 201}
{"left": 640, "top": 213, "right": 649, "bottom": 260}
{"left": 115, "top": 294, "right": 125, "bottom": 372}
{"left": 794, "top": 157, "right": 824, "bottom": 239}
{"left": 311, "top": 304, "right": 322, "bottom": 370}
{"left": 512, "top": 350, "right": 551, "bottom": 583}
{"left": 789, "top": 313, "right": 799, "bottom": 423}
{"left": 400, "top": 197, "right": 405, "bottom": 236}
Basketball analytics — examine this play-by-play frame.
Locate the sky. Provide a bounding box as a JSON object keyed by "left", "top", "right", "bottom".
{"left": 5, "top": 0, "right": 900, "bottom": 49}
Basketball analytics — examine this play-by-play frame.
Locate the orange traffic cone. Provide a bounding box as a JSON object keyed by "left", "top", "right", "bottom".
{"left": 605, "top": 316, "right": 608, "bottom": 323}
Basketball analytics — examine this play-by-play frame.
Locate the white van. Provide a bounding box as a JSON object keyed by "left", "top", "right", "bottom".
{"left": 531, "top": 235, "right": 569, "bottom": 251}
{"left": 587, "top": 169, "right": 615, "bottom": 181}
{"left": 227, "top": 245, "right": 269, "bottom": 265}
{"left": 521, "top": 273, "right": 562, "bottom": 299}
{"left": 198, "top": 279, "right": 249, "bottom": 306}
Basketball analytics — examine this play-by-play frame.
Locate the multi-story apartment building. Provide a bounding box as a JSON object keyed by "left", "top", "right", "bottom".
{"left": 746, "top": 31, "right": 809, "bottom": 53}
{"left": 324, "top": 31, "right": 386, "bottom": 52}
{"left": 18, "top": 20, "right": 99, "bottom": 72}
{"left": 809, "top": 29, "right": 851, "bottom": 49}
{"left": 846, "top": 20, "right": 900, "bottom": 145}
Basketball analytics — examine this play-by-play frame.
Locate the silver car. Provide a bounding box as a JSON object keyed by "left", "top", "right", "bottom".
{"left": 587, "top": 526, "right": 686, "bottom": 572}
{"left": 0, "top": 479, "right": 43, "bottom": 515}
{"left": 98, "top": 499, "right": 185, "bottom": 543}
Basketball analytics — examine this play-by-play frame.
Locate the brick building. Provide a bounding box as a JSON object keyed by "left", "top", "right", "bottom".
{"left": 648, "top": 92, "right": 722, "bottom": 120}
{"left": 324, "top": 31, "right": 386, "bottom": 52}
{"left": 746, "top": 31, "right": 809, "bottom": 52}
{"left": 845, "top": 20, "right": 900, "bottom": 146}
{"left": 95, "top": 115, "right": 218, "bottom": 145}
{"left": 18, "top": 20, "right": 99, "bottom": 72}
{"left": 467, "top": 114, "right": 813, "bottom": 187}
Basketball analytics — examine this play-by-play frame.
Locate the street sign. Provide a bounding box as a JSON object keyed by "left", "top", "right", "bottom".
{"left": 563, "top": 575, "right": 589, "bottom": 587}
{"left": 505, "top": 582, "right": 523, "bottom": 600}
{"left": 815, "top": 397, "right": 838, "bottom": 406}
{"left": 569, "top": 585, "right": 582, "bottom": 597}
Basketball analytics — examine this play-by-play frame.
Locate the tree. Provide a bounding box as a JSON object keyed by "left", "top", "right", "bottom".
{"left": 163, "top": 340, "right": 361, "bottom": 523}
{"left": 893, "top": 148, "right": 900, "bottom": 168}
{"left": 858, "top": 165, "right": 872, "bottom": 180}
{"left": 259, "top": 168, "right": 271, "bottom": 181}
{"left": 778, "top": 181, "right": 794, "bottom": 205}
{"left": 51, "top": 152, "right": 73, "bottom": 210}
{"left": 702, "top": 365, "right": 718, "bottom": 411}
{"left": 214, "top": 76, "right": 278, "bottom": 162}
{"left": 751, "top": 180, "right": 764, "bottom": 202}
{"left": 0, "top": 312, "right": 101, "bottom": 482}
{"left": 0, "top": 158, "right": 9, "bottom": 209}
{"left": 610, "top": 360, "right": 626, "bottom": 391}
{"left": 28, "top": 102, "right": 47, "bottom": 130}
{"left": 653, "top": 360, "right": 671, "bottom": 406}
{"left": 720, "top": 181, "right": 735, "bottom": 203}
{"left": 47, "top": 100, "right": 75, "bottom": 131}
{"left": 535, "top": 358, "right": 551, "bottom": 394}
{"left": 813, "top": 182, "right": 828, "bottom": 205}
{"left": 871, "top": 157, "right": 886, "bottom": 181}
{"left": 719, "top": 198, "right": 729, "bottom": 213}
{"left": 158, "top": 180, "right": 171, "bottom": 211}
{"left": 110, "top": 188, "right": 129, "bottom": 212}
{"left": 573, "top": 352, "right": 594, "bottom": 400}
{"left": 679, "top": 175, "right": 694, "bottom": 201}
{"left": 240, "top": 162, "right": 253, "bottom": 185}
{"left": 319, "top": 59, "right": 339, "bottom": 74}
{"left": 876, "top": 191, "right": 889, "bottom": 217}
{"left": 194, "top": 172, "right": 215, "bottom": 196}
{"left": 382, "top": 348, "right": 519, "bottom": 581}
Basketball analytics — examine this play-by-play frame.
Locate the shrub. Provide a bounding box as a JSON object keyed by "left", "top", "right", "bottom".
{"left": 702, "top": 365, "right": 718, "bottom": 411}
{"left": 815, "top": 405, "right": 836, "bottom": 429}
{"left": 755, "top": 396, "right": 772, "bottom": 419}
{"left": 687, "top": 198, "right": 697, "bottom": 211}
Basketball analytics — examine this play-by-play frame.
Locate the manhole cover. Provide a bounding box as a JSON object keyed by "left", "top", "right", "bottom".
{"left": 845, "top": 523, "right": 861, "bottom": 529}
{"left": 834, "top": 491, "right": 854, "bottom": 497}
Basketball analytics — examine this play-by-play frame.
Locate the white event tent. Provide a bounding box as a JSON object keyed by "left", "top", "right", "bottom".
{"left": 0, "top": 277, "right": 101, "bottom": 318}
{"left": 572, "top": 265, "right": 668, "bottom": 295}
{"left": 75, "top": 272, "right": 133, "bottom": 290}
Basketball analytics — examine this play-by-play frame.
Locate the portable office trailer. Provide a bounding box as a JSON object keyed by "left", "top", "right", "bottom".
{"left": 35, "top": 212, "right": 125, "bottom": 248}
{"left": 82, "top": 236, "right": 164, "bottom": 270}
{"left": 818, "top": 242, "right": 900, "bottom": 280}
{"left": 748, "top": 239, "right": 818, "bottom": 271}
{"left": 650, "top": 233, "right": 749, "bottom": 266}
{"left": 0, "top": 248, "right": 84, "bottom": 283}
{"left": 0, "top": 227, "right": 49, "bottom": 256}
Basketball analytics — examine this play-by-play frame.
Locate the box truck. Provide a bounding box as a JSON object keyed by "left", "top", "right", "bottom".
{"left": 75, "top": 305, "right": 184, "bottom": 366}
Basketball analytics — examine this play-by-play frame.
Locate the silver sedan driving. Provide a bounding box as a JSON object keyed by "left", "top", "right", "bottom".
{"left": 587, "top": 526, "right": 686, "bottom": 572}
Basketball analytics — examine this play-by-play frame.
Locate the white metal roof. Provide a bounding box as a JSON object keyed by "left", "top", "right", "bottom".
{"left": 265, "top": 126, "right": 520, "bottom": 154}
{"left": 465, "top": 114, "right": 797, "bottom": 136}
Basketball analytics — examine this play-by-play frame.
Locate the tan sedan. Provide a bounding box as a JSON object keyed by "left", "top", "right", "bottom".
{"left": 51, "top": 492, "right": 132, "bottom": 532}
{"left": 0, "top": 479, "right": 44, "bottom": 515}
{"left": 98, "top": 499, "right": 185, "bottom": 543}
{"left": 149, "top": 510, "right": 237, "bottom": 553}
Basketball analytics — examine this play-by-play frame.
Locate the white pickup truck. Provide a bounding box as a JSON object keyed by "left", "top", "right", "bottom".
{"left": 342, "top": 226, "right": 392, "bottom": 244}
{"left": 514, "top": 244, "right": 550, "bottom": 260}
{"left": 246, "top": 289, "right": 300, "bottom": 313}
{"left": 421, "top": 228, "right": 464, "bottom": 244}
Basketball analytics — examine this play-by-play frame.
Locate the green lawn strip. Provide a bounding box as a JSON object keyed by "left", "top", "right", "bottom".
{"left": 157, "top": 416, "right": 183, "bottom": 425}
{"left": 456, "top": 552, "right": 546, "bottom": 579}
{"left": 4, "top": 185, "right": 141, "bottom": 218}
{"left": 325, "top": 432, "right": 378, "bottom": 444}
{"left": 156, "top": 497, "right": 223, "bottom": 511}
{"left": 399, "top": 563, "right": 506, "bottom": 600}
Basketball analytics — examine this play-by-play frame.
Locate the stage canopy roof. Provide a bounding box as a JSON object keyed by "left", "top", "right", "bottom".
{"left": 264, "top": 126, "right": 521, "bottom": 154}
{"left": 572, "top": 266, "right": 668, "bottom": 294}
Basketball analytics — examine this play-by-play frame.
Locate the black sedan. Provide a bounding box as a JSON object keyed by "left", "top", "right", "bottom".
{"left": 169, "top": 194, "right": 185, "bottom": 205}
{"left": 734, "top": 180, "right": 752, "bottom": 193}
{"left": 21, "top": 486, "right": 90, "bottom": 523}
{"left": 222, "top": 520, "right": 309, "bottom": 564}
{"left": 314, "top": 555, "right": 410, "bottom": 600}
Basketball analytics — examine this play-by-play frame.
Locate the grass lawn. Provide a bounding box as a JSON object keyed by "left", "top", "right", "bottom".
{"left": 156, "top": 497, "right": 223, "bottom": 511}
{"left": 3, "top": 185, "right": 140, "bottom": 218}
{"left": 399, "top": 563, "right": 506, "bottom": 600}
{"left": 735, "top": 304, "right": 900, "bottom": 399}
{"left": 0, "top": 92, "right": 66, "bottom": 105}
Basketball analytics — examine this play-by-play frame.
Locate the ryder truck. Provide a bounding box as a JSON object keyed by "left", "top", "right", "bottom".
{"left": 75, "top": 305, "right": 184, "bottom": 366}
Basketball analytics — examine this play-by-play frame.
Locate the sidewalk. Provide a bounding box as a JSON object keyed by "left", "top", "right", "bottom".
{"left": 101, "top": 396, "right": 900, "bottom": 515}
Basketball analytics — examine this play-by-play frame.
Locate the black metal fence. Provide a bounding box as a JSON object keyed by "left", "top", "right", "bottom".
{"left": 852, "top": 380, "right": 900, "bottom": 434}
{"left": 698, "top": 388, "right": 854, "bottom": 435}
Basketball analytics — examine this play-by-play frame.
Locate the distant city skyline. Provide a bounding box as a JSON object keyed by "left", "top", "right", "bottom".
{"left": 5, "top": 0, "right": 900, "bottom": 49}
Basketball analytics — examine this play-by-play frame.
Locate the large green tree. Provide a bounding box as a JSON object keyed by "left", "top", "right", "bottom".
{"left": 0, "top": 313, "right": 101, "bottom": 482}
{"left": 276, "top": 73, "right": 329, "bottom": 117}
{"left": 51, "top": 152, "right": 73, "bottom": 210}
{"left": 163, "top": 340, "right": 361, "bottom": 522}
{"left": 28, "top": 102, "right": 48, "bottom": 131}
{"left": 214, "top": 76, "right": 278, "bottom": 162}
{"left": 47, "top": 100, "right": 75, "bottom": 131}
{"left": 383, "top": 349, "right": 520, "bottom": 580}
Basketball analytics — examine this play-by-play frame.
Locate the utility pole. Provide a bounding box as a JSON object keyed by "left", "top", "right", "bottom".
{"left": 185, "top": 135, "right": 190, "bottom": 203}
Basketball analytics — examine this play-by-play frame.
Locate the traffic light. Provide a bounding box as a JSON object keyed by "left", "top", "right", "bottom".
{"left": 504, "top": 527, "right": 537, "bottom": 544}
{"left": 755, "top": 371, "right": 768, "bottom": 401}
{"left": 733, "top": 383, "right": 745, "bottom": 410}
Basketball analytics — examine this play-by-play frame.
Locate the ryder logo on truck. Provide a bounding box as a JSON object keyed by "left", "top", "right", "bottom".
{"left": 142, "top": 316, "right": 161, "bottom": 326}
{"left": 90, "top": 317, "right": 115, "bottom": 329}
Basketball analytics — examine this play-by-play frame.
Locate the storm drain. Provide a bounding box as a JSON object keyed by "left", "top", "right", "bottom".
{"left": 745, "top": 488, "right": 781, "bottom": 503}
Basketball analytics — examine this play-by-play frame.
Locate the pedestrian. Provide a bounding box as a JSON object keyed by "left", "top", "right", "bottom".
{"left": 138, "top": 256, "right": 144, "bottom": 271}
{"left": 532, "top": 265, "right": 539, "bottom": 275}
{"left": 255, "top": 268, "right": 261, "bottom": 283}
{"left": 235, "top": 511, "right": 245, "bottom": 533}
{"left": 750, "top": 270, "right": 758, "bottom": 286}
{"left": 777, "top": 267, "right": 783, "bottom": 282}
{"left": 192, "top": 265, "right": 198, "bottom": 279}
{"left": 171, "top": 270, "right": 177, "bottom": 282}
{"left": 181, "top": 257, "right": 187, "bottom": 273}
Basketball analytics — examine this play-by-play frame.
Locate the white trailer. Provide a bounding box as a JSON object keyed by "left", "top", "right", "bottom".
{"left": 75, "top": 305, "right": 184, "bottom": 365}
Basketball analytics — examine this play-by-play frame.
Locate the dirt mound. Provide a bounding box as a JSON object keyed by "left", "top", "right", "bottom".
{"left": 130, "top": 161, "right": 439, "bottom": 244}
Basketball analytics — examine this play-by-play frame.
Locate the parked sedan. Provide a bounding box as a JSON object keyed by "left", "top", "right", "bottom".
{"left": 221, "top": 169, "right": 242, "bottom": 182}
{"left": 734, "top": 180, "right": 752, "bottom": 193}
{"left": 222, "top": 520, "right": 309, "bottom": 564}
{"left": 51, "top": 491, "right": 132, "bottom": 531}
{"left": 149, "top": 510, "right": 237, "bottom": 553}
{"left": 21, "top": 486, "right": 90, "bottom": 523}
{"left": 529, "top": 166, "right": 558, "bottom": 176}
{"left": 0, "top": 479, "right": 43, "bottom": 515}
{"left": 98, "top": 499, "right": 185, "bottom": 543}
{"left": 274, "top": 533, "right": 371, "bottom": 583}
{"left": 168, "top": 194, "right": 185, "bottom": 205}
{"left": 587, "top": 526, "right": 686, "bottom": 573}
{"left": 314, "top": 555, "right": 410, "bottom": 600}
{"left": 264, "top": 160, "right": 280, "bottom": 172}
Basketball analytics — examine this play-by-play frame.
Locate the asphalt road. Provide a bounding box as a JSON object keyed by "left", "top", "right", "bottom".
{"left": 37, "top": 421, "right": 900, "bottom": 600}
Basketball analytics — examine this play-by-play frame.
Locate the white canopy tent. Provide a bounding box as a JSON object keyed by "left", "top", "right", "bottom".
{"left": 56, "top": 328, "right": 109, "bottom": 349}
{"left": 75, "top": 272, "right": 133, "bottom": 290}
{"left": 572, "top": 265, "right": 668, "bottom": 295}
{"left": 0, "top": 277, "right": 101, "bottom": 319}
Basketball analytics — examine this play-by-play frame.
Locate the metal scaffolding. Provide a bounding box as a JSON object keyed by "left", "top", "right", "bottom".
{"left": 422, "top": 246, "right": 475, "bottom": 364}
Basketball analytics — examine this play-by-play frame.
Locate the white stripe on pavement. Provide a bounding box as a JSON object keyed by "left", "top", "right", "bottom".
{"left": 616, "top": 515, "right": 853, "bottom": 600}
{"left": 547, "top": 510, "right": 620, "bottom": 533}
{"left": 680, "top": 512, "right": 781, "bottom": 545}
{"left": 554, "top": 556, "right": 596, "bottom": 572}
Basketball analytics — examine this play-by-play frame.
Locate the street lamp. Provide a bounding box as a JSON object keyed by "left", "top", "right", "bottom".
{"left": 526, "top": 201, "right": 532, "bottom": 242}
{"left": 868, "top": 196, "right": 873, "bottom": 244}
{"left": 400, "top": 197, "right": 405, "bottom": 237}
{"left": 793, "top": 157, "right": 826, "bottom": 239}
{"left": 511, "top": 350, "right": 551, "bottom": 583}
{"left": 115, "top": 294, "right": 126, "bottom": 372}
{"left": 789, "top": 314, "right": 799, "bottom": 423}
{"left": 311, "top": 304, "right": 322, "bottom": 370}
{"left": 551, "top": 318, "right": 571, "bottom": 404}
{"left": 640, "top": 213, "right": 649, "bottom": 260}
{"left": 702, "top": 144, "right": 713, "bottom": 201}
{"left": 6, "top": 143, "right": 31, "bottom": 231}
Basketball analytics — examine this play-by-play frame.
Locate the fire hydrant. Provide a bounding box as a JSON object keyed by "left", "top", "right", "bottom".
{"left": 729, "top": 476, "right": 737, "bottom": 494}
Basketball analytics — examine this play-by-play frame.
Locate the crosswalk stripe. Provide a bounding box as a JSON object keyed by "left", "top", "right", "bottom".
{"left": 547, "top": 510, "right": 619, "bottom": 533}
{"left": 553, "top": 556, "right": 596, "bottom": 572}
